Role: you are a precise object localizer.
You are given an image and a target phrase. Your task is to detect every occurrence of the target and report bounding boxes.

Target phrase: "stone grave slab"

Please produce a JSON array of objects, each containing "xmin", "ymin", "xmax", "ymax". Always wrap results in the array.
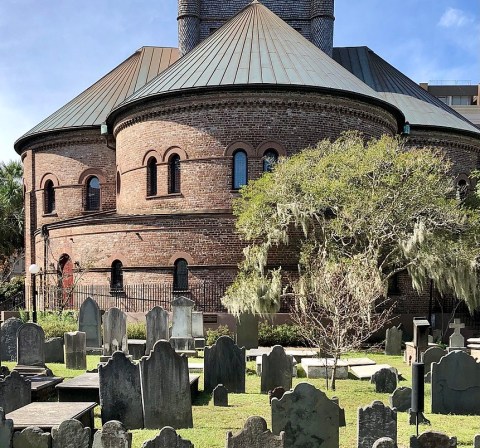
[
  {"xmin": 235, "ymin": 313, "xmax": 259, "ymax": 350},
  {"xmin": 256, "ymin": 356, "xmax": 297, "ymax": 377},
  {"xmin": 64, "ymin": 331, "xmax": 87, "ymax": 370},
  {"xmin": 102, "ymin": 307, "xmax": 128, "ymax": 357},
  {"xmin": 0, "ymin": 371, "xmax": 31, "ymax": 413},
  {"xmin": 301, "ymin": 358, "xmax": 348, "ymax": 379},
  {"xmin": 188, "ymin": 362, "xmax": 204, "ymax": 373},
  {"xmin": 0, "ymin": 408, "xmax": 13, "ymax": 448},
  {"xmin": 357, "ymin": 401, "xmax": 397, "ymax": 448},
  {"xmin": 128, "ymin": 339, "xmax": 146, "ymax": 360},
  {"xmin": 371, "ymin": 367, "xmax": 398, "ymax": 393},
  {"xmin": 51, "ymin": 418, "xmax": 91, "ymax": 448},
  {"xmin": 170, "ymin": 296, "xmax": 195, "ymax": 352},
  {"xmin": 422, "ymin": 346, "xmax": 447, "ymax": 383},
  {"xmin": 15, "ymin": 322, "xmax": 50, "ymax": 376},
  {"xmin": 390, "ymin": 386, "xmax": 411, "ymax": 412},
  {"xmin": 93, "ymin": 420, "xmax": 132, "ymax": 448},
  {"xmin": 213, "ymin": 384, "xmax": 228, "ymax": 407},
  {"xmin": 142, "ymin": 426, "xmax": 193, "ymax": 448},
  {"xmin": 385, "ymin": 326, "xmax": 402, "ymax": 356},
  {"xmin": 30, "ymin": 376, "xmax": 64, "ymax": 401},
  {"xmin": 56, "ymin": 373, "xmax": 100, "ymax": 403},
  {"xmin": 247, "ymin": 348, "xmax": 319, "ymax": 363},
  {"xmin": 227, "ymin": 416, "xmax": 284, "ymax": 448},
  {"xmin": 410, "ymin": 430, "xmax": 457, "ymax": 447},
  {"xmin": 79, "ymin": 297, "xmax": 102, "ymax": 349},
  {"xmin": 343, "ymin": 358, "xmax": 376, "ymax": 367},
  {"xmin": 0, "ymin": 318, "xmax": 23, "ymax": 362},
  {"xmin": 260, "ymin": 345, "xmax": 294, "ymax": 391},
  {"xmin": 45, "ymin": 337, "xmax": 64, "ymax": 364},
  {"xmin": 12, "ymin": 427, "xmax": 51, "ymax": 448},
  {"xmin": 192, "ymin": 311, "xmax": 205, "ymax": 349},
  {"xmin": 145, "ymin": 306, "xmax": 169, "ymax": 355},
  {"xmin": 350, "ymin": 364, "xmax": 399, "ymax": 380}
]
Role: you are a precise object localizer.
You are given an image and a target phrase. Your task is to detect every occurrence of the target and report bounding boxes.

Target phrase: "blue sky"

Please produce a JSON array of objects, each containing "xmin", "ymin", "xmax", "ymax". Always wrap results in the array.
[{"xmin": 1, "ymin": 0, "xmax": 478, "ymax": 164}]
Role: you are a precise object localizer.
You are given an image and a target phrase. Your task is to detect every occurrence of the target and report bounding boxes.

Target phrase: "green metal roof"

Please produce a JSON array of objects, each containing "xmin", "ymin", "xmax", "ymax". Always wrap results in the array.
[
  {"xmin": 113, "ymin": 1, "xmax": 387, "ymax": 114},
  {"xmin": 15, "ymin": 47, "xmax": 179, "ymax": 151}
]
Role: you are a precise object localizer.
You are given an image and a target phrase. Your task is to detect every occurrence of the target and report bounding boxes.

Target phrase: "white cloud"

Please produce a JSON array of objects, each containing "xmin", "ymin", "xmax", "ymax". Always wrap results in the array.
[{"xmin": 438, "ymin": 8, "xmax": 474, "ymax": 28}]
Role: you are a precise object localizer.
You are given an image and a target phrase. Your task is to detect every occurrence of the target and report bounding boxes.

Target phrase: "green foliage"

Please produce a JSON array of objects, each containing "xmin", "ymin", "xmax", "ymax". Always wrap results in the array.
[
  {"xmin": 0, "ymin": 276, "xmax": 24, "ymax": 300},
  {"xmin": 127, "ymin": 322, "xmax": 147, "ymax": 339},
  {"xmin": 37, "ymin": 311, "xmax": 78, "ymax": 338},
  {"xmin": 206, "ymin": 325, "xmax": 233, "ymax": 346},
  {"xmin": 258, "ymin": 322, "xmax": 307, "ymax": 347}
]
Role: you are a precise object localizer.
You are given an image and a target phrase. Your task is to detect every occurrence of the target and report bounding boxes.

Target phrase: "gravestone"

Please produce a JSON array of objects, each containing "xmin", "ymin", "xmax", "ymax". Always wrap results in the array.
[
  {"xmin": 0, "ymin": 408, "xmax": 13, "ymax": 448},
  {"xmin": 93, "ymin": 420, "xmax": 132, "ymax": 448},
  {"xmin": 79, "ymin": 297, "xmax": 102, "ymax": 349},
  {"xmin": 272, "ymin": 382, "xmax": 341, "ymax": 448},
  {"xmin": 235, "ymin": 313, "xmax": 259, "ymax": 350},
  {"xmin": 145, "ymin": 306, "xmax": 169, "ymax": 355},
  {"xmin": 0, "ymin": 371, "xmax": 31, "ymax": 413},
  {"xmin": 421, "ymin": 347, "xmax": 447, "ymax": 383},
  {"xmin": 371, "ymin": 367, "xmax": 398, "ymax": 393},
  {"xmin": 357, "ymin": 401, "xmax": 397, "ymax": 448},
  {"xmin": 405, "ymin": 318, "xmax": 430, "ymax": 365},
  {"xmin": 64, "ymin": 331, "xmax": 87, "ymax": 370},
  {"xmin": 12, "ymin": 427, "xmax": 51, "ymax": 448},
  {"xmin": 170, "ymin": 296, "xmax": 195, "ymax": 351},
  {"xmin": 410, "ymin": 431, "xmax": 457, "ymax": 448},
  {"xmin": 389, "ymin": 386, "xmax": 412, "ymax": 412},
  {"xmin": 449, "ymin": 319, "xmax": 465, "ymax": 350},
  {"xmin": 213, "ymin": 384, "xmax": 228, "ymax": 406},
  {"xmin": 139, "ymin": 340, "xmax": 193, "ymax": 429},
  {"xmin": 474, "ymin": 434, "xmax": 480, "ymax": 448},
  {"xmin": 372, "ymin": 438, "xmax": 396, "ymax": 448},
  {"xmin": 431, "ymin": 350, "xmax": 480, "ymax": 414},
  {"xmin": 51, "ymin": 419, "xmax": 91, "ymax": 448},
  {"xmin": 261, "ymin": 345, "xmax": 293, "ymax": 393},
  {"xmin": 142, "ymin": 426, "xmax": 193, "ymax": 448},
  {"xmin": 192, "ymin": 311, "xmax": 205, "ymax": 349},
  {"xmin": 103, "ymin": 307, "xmax": 128, "ymax": 356},
  {"xmin": 269, "ymin": 387, "xmax": 286, "ymax": 404},
  {"xmin": 1, "ymin": 318, "xmax": 23, "ymax": 361},
  {"xmin": 204, "ymin": 336, "xmax": 245, "ymax": 393},
  {"xmin": 227, "ymin": 416, "xmax": 285, "ymax": 448},
  {"xmin": 385, "ymin": 326, "xmax": 402, "ymax": 356},
  {"xmin": 45, "ymin": 338, "xmax": 64, "ymax": 364},
  {"xmin": 17, "ymin": 323, "xmax": 45, "ymax": 367},
  {"xmin": 99, "ymin": 351, "xmax": 144, "ymax": 429}
]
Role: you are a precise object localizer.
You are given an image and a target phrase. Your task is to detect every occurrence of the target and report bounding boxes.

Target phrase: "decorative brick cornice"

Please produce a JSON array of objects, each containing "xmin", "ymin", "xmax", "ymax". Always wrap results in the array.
[{"xmin": 407, "ymin": 128, "xmax": 480, "ymax": 154}]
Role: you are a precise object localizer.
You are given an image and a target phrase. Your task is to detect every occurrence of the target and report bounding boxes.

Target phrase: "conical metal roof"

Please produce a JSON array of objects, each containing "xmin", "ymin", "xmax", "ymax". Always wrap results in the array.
[
  {"xmin": 113, "ymin": 1, "xmax": 388, "ymax": 115},
  {"xmin": 15, "ymin": 47, "xmax": 179, "ymax": 151}
]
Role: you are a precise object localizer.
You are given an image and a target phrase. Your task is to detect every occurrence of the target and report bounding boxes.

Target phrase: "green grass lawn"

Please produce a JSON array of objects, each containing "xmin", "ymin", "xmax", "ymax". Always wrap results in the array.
[{"xmin": 4, "ymin": 351, "xmax": 478, "ymax": 448}]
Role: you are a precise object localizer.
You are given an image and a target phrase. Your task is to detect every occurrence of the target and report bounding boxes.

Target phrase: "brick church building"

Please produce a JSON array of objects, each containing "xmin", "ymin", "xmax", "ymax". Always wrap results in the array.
[{"xmin": 16, "ymin": 1, "xmax": 480, "ymax": 321}]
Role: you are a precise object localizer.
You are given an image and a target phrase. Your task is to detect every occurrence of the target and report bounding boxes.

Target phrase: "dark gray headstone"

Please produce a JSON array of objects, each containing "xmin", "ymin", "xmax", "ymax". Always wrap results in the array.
[
  {"xmin": 421, "ymin": 347, "xmax": 447, "ymax": 381},
  {"xmin": 235, "ymin": 313, "xmax": 259, "ymax": 350},
  {"xmin": 64, "ymin": 331, "xmax": 87, "ymax": 370},
  {"xmin": 431, "ymin": 350, "xmax": 480, "ymax": 414},
  {"xmin": 45, "ymin": 338, "xmax": 64, "ymax": 364},
  {"xmin": 475, "ymin": 434, "xmax": 480, "ymax": 448},
  {"xmin": 385, "ymin": 327, "xmax": 402, "ymax": 356},
  {"xmin": 79, "ymin": 297, "xmax": 102, "ymax": 348},
  {"xmin": 99, "ymin": 351, "xmax": 143, "ymax": 429},
  {"xmin": 390, "ymin": 386, "xmax": 412, "ymax": 412},
  {"xmin": 372, "ymin": 438, "xmax": 396, "ymax": 448},
  {"xmin": 170, "ymin": 296, "xmax": 195, "ymax": 351},
  {"xmin": 0, "ymin": 408, "xmax": 13, "ymax": 448},
  {"xmin": 139, "ymin": 340, "xmax": 193, "ymax": 429},
  {"xmin": 204, "ymin": 336, "xmax": 245, "ymax": 393},
  {"xmin": 103, "ymin": 307, "xmax": 128, "ymax": 356},
  {"xmin": 146, "ymin": 306, "xmax": 169, "ymax": 355},
  {"xmin": 272, "ymin": 382, "xmax": 340, "ymax": 448},
  {"xmin": 13, "ymin": 427, "xmax": 51, "ymax": 448},
  {"xmin": 213, "ymin": 384, "xmax": 228, "ymax": 406},
  {"xmin": 269, "ymin": 387, "xmax": 286, "ymax": 404},
  {"xmin": 410, "ymin": 431, "xmax": 457, "ymax": 448},
  {"xmin": 357, "ymin": 401, "xmax": 397, "ymax": 448},
  {"xmin": 92, "ymin": 420, "xmax": 132, "ymax": 448},
  {"xmin": 1, "ymin": 318, "xmax": 23, "ymax": 361},
  {"xmin": 0, "ymin": 371, "xmax": 31, "ymax": 413},
  {"xmin": 17, "ymin": 323, "xmax": 45, "ymax": 366},
  {"xmin": 52, "ymin": 419, "xmax": 91, "ymax": 448},
  {"xmin": 142, "ymin": 426, "xmax": 193, "ymax": 448},
  {"xmin": 227, "ymin": 416, "xmax": 285, "ymax": 448},
  {"xmin": 371, "ymin": 367, "xmax": 398, "ymax": 393},
  {"xmin": 261, "ymin": 345, "xmax": 293, "ymax": 394}
]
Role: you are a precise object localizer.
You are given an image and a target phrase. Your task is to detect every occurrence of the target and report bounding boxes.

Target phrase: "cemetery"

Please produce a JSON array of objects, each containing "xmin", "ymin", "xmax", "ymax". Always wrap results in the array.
[{"xmin": 1, "ymin": 298, "xmax": 480, "ymax": 447}]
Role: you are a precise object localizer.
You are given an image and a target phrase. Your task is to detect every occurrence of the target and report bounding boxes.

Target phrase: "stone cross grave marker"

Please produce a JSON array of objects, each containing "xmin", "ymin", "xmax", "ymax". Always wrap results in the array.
[
  {"xmin": 51, "ymin": 419, "xmax": 91, "ymax": 448},
  {"xmin": 384, "ymin": 326, "xmax": 402, "ymax": 356},
  {"xmin": 79, "ymin": 297, "xmax": 102, "ymax": 348},
  {"xmin": 146, "ymin": 306, "xmax": 169, "ymax": 355},
  {"xmin": 103, "ymin": 307, "xmax": 128, "ymax": 356},
  {"xmin": 16, "ymin": 323, "xmax": 45, "ymax": 367},
  {"xmin": 0, "ymin": 371, "xmax": 31, "ymax": 413},
  {"xmin": 92, "ymin": 420, "xmax": 132, "ymax": 448},
  {"xmin": 357, "ymin": 401, "xmax": 397, "ymax": 448},
  {"xmin": 261, "ymin": 345, "xmax": 293, "ymax": 393},
  {"xmin": 449, "ymin": 318, "xmax": 465, "ymax": 349},
  {"xmin": 170, "ymin": 296, "xmax": 195, "ymax": 351},
  {"xmin": 142, "ymin": 426, "xmax": 193, "ymax": 448},
  {"xmin": 0, "ymin": 408, "xmax": 13, "ymax": 448},
  {"xmin": 1, "ymin": 318, "xmax": 23, "ymax": 362},
  {"xmin": 227, "ymin": 416, "xmax": 285, "ymax": 448}
]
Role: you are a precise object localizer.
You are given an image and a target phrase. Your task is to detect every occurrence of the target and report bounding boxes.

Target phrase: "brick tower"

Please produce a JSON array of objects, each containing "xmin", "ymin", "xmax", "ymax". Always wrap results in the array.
[{"xmin": 311, "ymin": 0, "xmax": 335, "ymax": 56}]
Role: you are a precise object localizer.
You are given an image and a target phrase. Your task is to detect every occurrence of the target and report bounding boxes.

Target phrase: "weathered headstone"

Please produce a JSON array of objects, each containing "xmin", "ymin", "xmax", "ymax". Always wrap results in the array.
[
  {"xmin": 449, "ymin": 319, "xmax": 465, "ymax": 349},
  {"xmin": 64, "ymin": 331, "xmax": 87, "ymax": 370},
  {"xmin": 357, "ymin": 401, "xmax": 397, "ymax": 448},
  {"xmin": 192, "ymin": 311, "xmax": 205, "ymax": 349},
  {"xmin": 389, "ymin": 386, "xmax": 412, "ymax": 412},
  {"xmin": 385, "ymin": 326, "xmax": 402, "ymax": 356},
  {"xmin": 235, "ymin": 313, "xmax": 259, "ymax": 350},
  {"xmin": 213, "ymin": 384, "xmax": 228, "ymax": 406},
  {"xmin": 139, "ymin": 340, "xmax": 193, "ymax": 429},
  {"xmin": 79, "ymin": 297, "xmax": 102, "ymax": 348},
  {"xmin": 13, "ymin": 427, "xmax": 51, "ymax": 448},
  {"xmin": 474, "ymin": 434, "xmax": 480, "ymax": 448},
  {"xmin": 269, "ymin": 387, "xmax": 286, "ymax": 404},
  {"xmin": 99, "ymin": 351, "xmax": 143, "ymax": 429},
  {"xmin": 44, "ymin": 338, "xmax": 64, "ymax": 364},
  {"xmin": 145, "ymin": 306, "xmax": 169, "ymax": 355},
  {"xmin": 103, "ymin": 307, "xmax": 128, "ymax": 356},
  {"xmin": 371, "ymin": 367, "xmax": 398, "ymax": 393},
  {"xmin": 261, "ymin": 345, "xmax": 293, "ymax": 394},
  {"xmin": 272, "ymin": 382, "xmax": 341, "ymax": 448},
  {"xmin": 170, "ymin": 296, "xmax": 195, "ymax": 351},
  {"xmin": 372, "ymin": 438, "xmax": 396, "ymax": 448},
  {"xmin": 1, "ymin": 318, "xmax": 23, "ymax": 361},
  {"xmin": 17, "ymin": 323, "xmax": 45, "ymax": 366},
  {"xmin": 431, "ymin": 350, "xmax": 480, "ymax": 414},
  {"xmin": 227, "ymin": 416, "xmax": 285, "ymax": 448},
  {"xmin": 93, "ymin": 420, "xmax": 132, "ymax": 448},
  {"xmin": 421, "ymin": 346, "xmax": 447, "ymax": 383},
  {"xmin": 410, "ymin": 431, "xmax": 457, "ymax": 448},
  {"xmin": 142, "ymin": 426, "xmax": 193, "ymax": 448},
  {"xmin": 0, "ymin": 408, "xmax": 13, "ymax": 448},
  {"xmin": 51, "ymin": 419, "xmax": 91, "ymax": 448},
  {"xmin": 204, "ymin": 336, "xmax": 245, "ymax": 393},
  {"xmin": 0, "ymin": 371, "xmax": 31, "ymax": 413}
]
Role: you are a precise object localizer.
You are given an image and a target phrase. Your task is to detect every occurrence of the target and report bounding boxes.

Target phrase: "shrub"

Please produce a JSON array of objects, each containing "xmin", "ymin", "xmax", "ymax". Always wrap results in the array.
[
  {"xmin": 127, "ymin": 322, "xmax": 147, "ymax": 339},
  {"xmin": 37, "ymin": 311, "xmax": 78, "ymax": 338},
  {"xmin": 206, "ymin": 325, "xmax": 233, "ymax": 346},
  {"xmin": 258, "ymin": 322, "xmax": 308, "ymax": 347}
]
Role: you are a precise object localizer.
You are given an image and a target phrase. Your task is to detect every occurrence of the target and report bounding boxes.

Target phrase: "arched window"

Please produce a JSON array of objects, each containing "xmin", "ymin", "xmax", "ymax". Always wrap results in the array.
[
  {"xmin": 44, "ymin": 180, "xmax": 55, "ymax": 213},
  {"xmin": 456, "ymin": 178, "xmax": 468, "ymax": 201},
  {"xmin": 232, "ymin": 150, "xmax": 247, "ymax": 189},
  {"xmin": 147, "ymin": 157, "xmax": 158, "ymax": 196},
  {"xmin": 111, "ymin": 260, "xmax": 123, "ymax": 290},
  {"xmin": 173, "ymin": 259, "xmax": 188, "ymax": 291},
  {"xmin": 116, "ymin": 171, "xmax": 121, "ymax": 195},
  {"xmin": 86, "ymin": 176, "xmax": 100, "ymax": 211},
  {"xmin": 262, "ymin": 149, "xmax": 278, "ymax": 172},
  {"xmin": 168, "ymin": 154, "xmax": 181, "ymax": 194},
  {"xmin": 58, "ymin": 254, "xmax": 73, "ymax": 307}
]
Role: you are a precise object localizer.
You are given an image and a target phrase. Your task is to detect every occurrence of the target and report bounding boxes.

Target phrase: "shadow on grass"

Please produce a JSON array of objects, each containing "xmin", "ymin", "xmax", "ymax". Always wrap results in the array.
[{"xmin": 193, "ymin": 390, "xmax": 212, "ymax": 406}]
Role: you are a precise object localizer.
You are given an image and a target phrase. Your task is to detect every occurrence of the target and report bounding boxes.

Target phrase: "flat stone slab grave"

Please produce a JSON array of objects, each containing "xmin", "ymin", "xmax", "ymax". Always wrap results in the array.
[
  {"xmin": 350, "ymin": 364, "xmax": 401, "ymax": 380},
  {"xmin": 30, "ymin": 376, "xmax": 64, "ymax": 401},
  {"xmin": 247, "ymin": 348, "xmax": 319, "ymax": 362},
  {"xmin": 343, "ymin": 358, "xmax": 376, "ymax": 367},
  {"xmin": 301, "ymin": 358, "xmax": 349, "ymax": 379},
  {"xmin": 188, "ymin": 363, "xmax": 204, "ymax": 373},
  {"xmin": 6, "ymin": 401, "xmax": 96, "ymax": 431},
  {"xmin": 56, "ymin": 372, "xmax": 200, "ymax": 402}
]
